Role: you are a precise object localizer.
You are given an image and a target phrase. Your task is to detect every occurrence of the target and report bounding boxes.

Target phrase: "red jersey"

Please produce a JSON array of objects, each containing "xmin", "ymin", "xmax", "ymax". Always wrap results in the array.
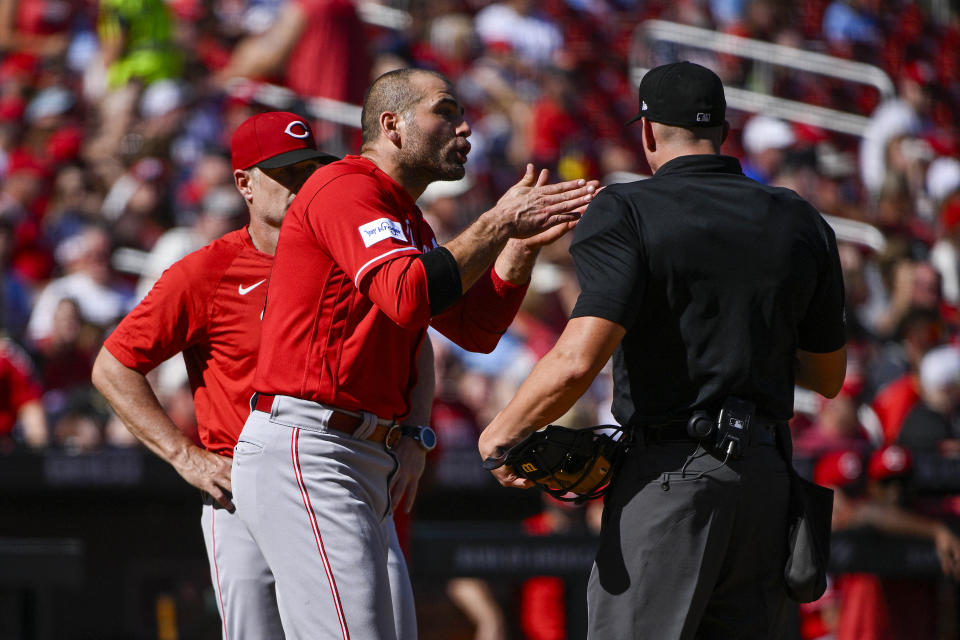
[
  {"xmin": 255, "ymin": 155, "xmax": 527, "ymax": 419},
  {"xmin": 104, "ymin": 229, "xmax": 272, "ymax": 456},
  {"xmin": 0, "ymin": 339, "xmax": 42, "ymax": 436}
]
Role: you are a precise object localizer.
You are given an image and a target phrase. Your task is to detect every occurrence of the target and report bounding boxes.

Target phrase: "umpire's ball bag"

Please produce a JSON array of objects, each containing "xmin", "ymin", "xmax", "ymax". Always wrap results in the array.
[{"xmin": 783, "ymin": 471, "xmax": 834, "ymax": 603}]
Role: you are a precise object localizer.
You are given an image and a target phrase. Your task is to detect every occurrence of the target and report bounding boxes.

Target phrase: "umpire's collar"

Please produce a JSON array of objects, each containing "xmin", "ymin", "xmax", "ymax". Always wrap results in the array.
[{"xmin": 654, "ymin": 154, "xmax": 743, "ymax": 177}]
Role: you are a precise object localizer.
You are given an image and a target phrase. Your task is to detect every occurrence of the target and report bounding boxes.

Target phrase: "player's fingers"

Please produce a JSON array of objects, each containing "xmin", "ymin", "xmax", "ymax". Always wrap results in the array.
[
  {"xmin": 535, "ymin": 168, "xmax": 550, "ymax": 188},
  {"xmin": 217, "ymin": 455, "xmax": 233, "ymax": 477},
  {"xmin": 540, "ymin": 183, "xmax": 596, "ymax": 208},
  {"xmin": 516, "ymin": 163, "xmax": 536, "ymax": 187},
  {"xmin": 210, "ymin": 487, "xmax": 235, "ymax": 512},
  {"xmin": 389, "ymin": 470, "xmax": 407, "ymax": 497},
  {"xmin": 403, "ymin": 479, "xmax": 420, "ymax": 513},
  {"xmin": 531, "ymin": 213, "xmax": 581, "ymax": 234},
  {"xmin": 537, "ymin": 177, "xmax": 598, "ymax": 197},
  {"xmin": 389, "ymin": 479, "xmax": 405, "ymax": 512}
]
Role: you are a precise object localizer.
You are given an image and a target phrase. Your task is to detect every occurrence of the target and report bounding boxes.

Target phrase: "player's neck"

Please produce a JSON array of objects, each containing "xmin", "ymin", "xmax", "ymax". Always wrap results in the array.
[
  {"xmin": 361, "ymin": 148, "xmax": 428, "ymax": 202},
  {"xmin": 247, "ymin": 220, "xmax": 280, "ymax": 255}
]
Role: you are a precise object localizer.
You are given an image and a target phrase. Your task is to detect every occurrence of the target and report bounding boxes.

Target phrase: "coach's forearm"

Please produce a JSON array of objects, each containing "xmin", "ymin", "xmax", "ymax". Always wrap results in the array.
[{"xmin": 91, "ymin": 348, "xmax": 197, "ymax": 465}]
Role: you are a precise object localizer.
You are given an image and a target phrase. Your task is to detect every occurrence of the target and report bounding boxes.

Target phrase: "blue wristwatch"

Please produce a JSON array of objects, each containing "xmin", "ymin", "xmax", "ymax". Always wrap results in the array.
[{"xmin": 400, "ymin": 425, "xmax": 437, "ymax": 452}]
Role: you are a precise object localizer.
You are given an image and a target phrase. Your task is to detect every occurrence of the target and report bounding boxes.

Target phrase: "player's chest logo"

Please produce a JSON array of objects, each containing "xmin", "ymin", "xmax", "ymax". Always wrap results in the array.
[{"xmin": 238, "ymin": 279, "xmax": 266, "ymax": 295}]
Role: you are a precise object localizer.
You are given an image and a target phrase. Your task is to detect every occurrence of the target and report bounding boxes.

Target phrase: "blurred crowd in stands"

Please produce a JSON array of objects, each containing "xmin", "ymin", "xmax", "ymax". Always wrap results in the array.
[{"xmin": 2, "ymin": 0, "xmax": 960, "ymax": 638}]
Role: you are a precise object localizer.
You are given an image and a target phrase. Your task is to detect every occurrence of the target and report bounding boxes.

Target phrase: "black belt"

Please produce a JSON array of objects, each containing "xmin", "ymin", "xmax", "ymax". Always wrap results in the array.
[{"xmin": 643, "ymin": 416, "xmax": 782, "ymax": 447}]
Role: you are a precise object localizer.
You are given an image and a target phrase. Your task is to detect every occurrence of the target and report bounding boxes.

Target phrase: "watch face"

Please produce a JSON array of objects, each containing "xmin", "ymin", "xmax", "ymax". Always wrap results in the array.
[{"xmin": 420, "ymin": 426, "xmax": 437, "ymax": 451}]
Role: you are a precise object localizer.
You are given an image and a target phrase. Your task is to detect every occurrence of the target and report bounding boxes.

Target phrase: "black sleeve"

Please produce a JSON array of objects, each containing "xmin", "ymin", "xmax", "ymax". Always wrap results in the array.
[
  {"xmin": 419, "ymin": 246, "xmax": 462, "ymax": 316},
  {"xmin": 797, "ymin": 213, "xmax": 846, "ymax": 353},
  {"xmin": 569, "ymin": 190, "xmax": 646, "ymax": 328}
]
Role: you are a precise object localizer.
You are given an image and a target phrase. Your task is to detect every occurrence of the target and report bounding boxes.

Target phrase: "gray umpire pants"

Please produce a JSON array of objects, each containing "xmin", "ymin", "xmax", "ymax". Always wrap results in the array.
[
  {"xmin": 587, "ymin": 431, "xmax": 791, "ymax": 640},
  {"xmin": 231, "ymin": 395, "xmax": 416, "ymax": 640}
]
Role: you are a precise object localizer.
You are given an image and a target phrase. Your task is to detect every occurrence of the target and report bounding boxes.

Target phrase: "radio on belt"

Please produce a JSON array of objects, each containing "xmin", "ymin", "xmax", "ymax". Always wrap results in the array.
[{"xmin": 715, "ymin": 396, "xmax": 755, "ymax": 459}]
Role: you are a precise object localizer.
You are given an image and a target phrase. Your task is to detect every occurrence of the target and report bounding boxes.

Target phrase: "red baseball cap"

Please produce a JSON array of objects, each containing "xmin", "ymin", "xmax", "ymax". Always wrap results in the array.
[
  {"xmin": 867, "ymin": 445, "xmax": 912, "ymax": 481},
  {"xmin": 230, "ymin": 111, "xmax": 338, "ymax": 171},
  {"xmin": 814, "ymin": 449, "xmax": 864, "ymax": 489}
]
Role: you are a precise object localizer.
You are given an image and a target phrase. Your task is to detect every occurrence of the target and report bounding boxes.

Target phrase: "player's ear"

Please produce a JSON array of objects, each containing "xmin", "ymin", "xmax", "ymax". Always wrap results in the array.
[
  {"xmin": 234, "ymin": 169, "xmax": 255, "ymax": 204},
  {"xmin": 381, "ymin": 111, "xmax": 401, "ymax": 147},
  {"xmin": 720, "ymin": 120, "xmax": 730, "ymax": 145}
]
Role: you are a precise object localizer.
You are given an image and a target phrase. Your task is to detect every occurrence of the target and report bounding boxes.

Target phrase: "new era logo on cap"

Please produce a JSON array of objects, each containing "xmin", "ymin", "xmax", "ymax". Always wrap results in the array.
[
  {"xmin": 626, "ymin": 61, "xmax": 726, "ymax": 129},
  {"xmin": 230, "ymin": 111, "xmax": 339, "ymax": 171}
]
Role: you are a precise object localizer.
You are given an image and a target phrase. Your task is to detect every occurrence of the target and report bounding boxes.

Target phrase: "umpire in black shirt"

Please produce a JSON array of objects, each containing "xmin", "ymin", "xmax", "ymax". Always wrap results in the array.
[{"xmin": 479, "ymin": 61, "xmax": 847, "ymax": 639}]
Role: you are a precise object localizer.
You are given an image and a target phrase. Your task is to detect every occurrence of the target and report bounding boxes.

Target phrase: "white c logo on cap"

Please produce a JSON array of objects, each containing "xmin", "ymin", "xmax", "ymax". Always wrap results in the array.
[{"xmin": 284, "ymin": 121, "xmax": 310, "ymax": 139}]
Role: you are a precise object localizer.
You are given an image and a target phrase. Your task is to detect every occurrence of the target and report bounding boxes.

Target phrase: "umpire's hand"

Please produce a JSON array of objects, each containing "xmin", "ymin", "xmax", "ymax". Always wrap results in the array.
[
  {"xmin": 478, "ymin": 428, "xmax": 534, "ymax": 490},
  {"xmin": 389, "ymin": 436, "xmax": 426, "ymax": 514}
]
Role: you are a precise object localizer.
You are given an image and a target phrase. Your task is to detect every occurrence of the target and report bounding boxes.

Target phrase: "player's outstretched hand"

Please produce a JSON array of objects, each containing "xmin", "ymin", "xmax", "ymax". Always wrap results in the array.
[
  {"xmin": 389, "ymin": 436, "xmax": 427, "ymax": 514},
  {"xmin": 492, "ymin": 164, "xmax": 598, "ymax": 239},
  {"xmin": 173, "ymin": 446, "xmax": 235, "ymax": 511}
]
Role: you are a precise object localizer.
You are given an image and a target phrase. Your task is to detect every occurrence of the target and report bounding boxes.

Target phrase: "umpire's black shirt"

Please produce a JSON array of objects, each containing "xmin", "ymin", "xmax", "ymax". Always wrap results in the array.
[{"xmin": 570, "ymin": 154, "xmax": 845, "ymax": 426}]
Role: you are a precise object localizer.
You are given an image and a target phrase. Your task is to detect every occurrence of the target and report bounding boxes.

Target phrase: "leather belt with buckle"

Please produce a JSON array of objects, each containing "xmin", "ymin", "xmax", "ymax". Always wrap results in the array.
[{"xmin": 254, "ymin": 394, "xmax": 400, "ymax": 448}]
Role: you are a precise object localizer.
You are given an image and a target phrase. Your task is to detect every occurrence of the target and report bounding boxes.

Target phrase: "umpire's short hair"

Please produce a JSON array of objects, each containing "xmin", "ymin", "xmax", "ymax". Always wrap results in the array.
[{"xmin": 361, "ymin": 68, "xmax": 450, "ymax": 147}]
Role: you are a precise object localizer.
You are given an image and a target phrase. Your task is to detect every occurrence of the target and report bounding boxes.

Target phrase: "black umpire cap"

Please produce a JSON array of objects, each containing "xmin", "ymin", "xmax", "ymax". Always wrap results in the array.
[{"xmin": 626, "ymin": 61, "xmax": 726, "ymax": 128}]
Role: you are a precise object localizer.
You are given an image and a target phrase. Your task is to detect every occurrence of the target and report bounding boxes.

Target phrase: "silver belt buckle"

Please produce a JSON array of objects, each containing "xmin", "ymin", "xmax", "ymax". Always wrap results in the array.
[{"xmin": 384, "ymin": 423, "xmax": 401, "ymax": 449}]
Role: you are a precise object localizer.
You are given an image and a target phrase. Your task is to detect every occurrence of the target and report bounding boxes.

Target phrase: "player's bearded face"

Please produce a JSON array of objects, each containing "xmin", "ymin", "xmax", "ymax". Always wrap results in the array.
[{"xmin": 400, "ymin": 111, "xmax": 469, "ymax": 182}]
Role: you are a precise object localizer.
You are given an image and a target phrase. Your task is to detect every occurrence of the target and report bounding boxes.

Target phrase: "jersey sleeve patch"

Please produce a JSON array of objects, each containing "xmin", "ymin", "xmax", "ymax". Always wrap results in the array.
[{"xmin": 359, "ymin": 218, "xmax": 407, "ymax": 247}]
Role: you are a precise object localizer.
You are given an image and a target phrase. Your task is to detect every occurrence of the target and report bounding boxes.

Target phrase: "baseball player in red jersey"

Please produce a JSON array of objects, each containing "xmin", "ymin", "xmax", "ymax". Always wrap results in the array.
[
  {"xmin": 92, "ymin": 112, "xmax": 428, "ymax": 640},
  {"xmin": 233, "ymin": 69, "xmax": 598, "ymax": 639}
]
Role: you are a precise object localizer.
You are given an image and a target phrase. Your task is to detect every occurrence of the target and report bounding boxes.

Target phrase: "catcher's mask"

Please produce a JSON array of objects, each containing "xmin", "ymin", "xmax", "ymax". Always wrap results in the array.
[{"xmin": 483, "ymin": 425, "xmax": 630, "ymax": 503}]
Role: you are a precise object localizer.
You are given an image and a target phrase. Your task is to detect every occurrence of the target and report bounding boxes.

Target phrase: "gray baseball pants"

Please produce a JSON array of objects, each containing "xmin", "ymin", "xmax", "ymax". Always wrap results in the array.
[
  {"xmin": 587, "ymin": 435, "xmax": 791, "ymax": 640},
  {"xmin": 201, "ymin": 501, "xmax": 413, "ymax": 640},
  {"xmin": 232, "ymin": 394, "xmax": 415, "ymax": 640}
]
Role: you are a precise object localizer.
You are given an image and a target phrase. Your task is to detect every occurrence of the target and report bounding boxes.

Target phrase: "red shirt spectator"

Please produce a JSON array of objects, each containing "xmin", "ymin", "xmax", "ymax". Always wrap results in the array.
[
  {"xmin": 284, "ymin": 0, "xmax": 370, "ymax": 104},
  {"xmin": 0, "ymin": 338, "xmax": 42, "ymax": 436},
  {"xmin": 871, "ymin": 374, "xmax": 920, "ymax": 444}
]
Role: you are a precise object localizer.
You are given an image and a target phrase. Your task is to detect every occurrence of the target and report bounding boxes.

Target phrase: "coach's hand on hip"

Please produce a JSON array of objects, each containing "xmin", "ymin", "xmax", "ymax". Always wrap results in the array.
[{"xmin": 172, "ymin": 445, "xmax": 235, "ymax": 511}]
